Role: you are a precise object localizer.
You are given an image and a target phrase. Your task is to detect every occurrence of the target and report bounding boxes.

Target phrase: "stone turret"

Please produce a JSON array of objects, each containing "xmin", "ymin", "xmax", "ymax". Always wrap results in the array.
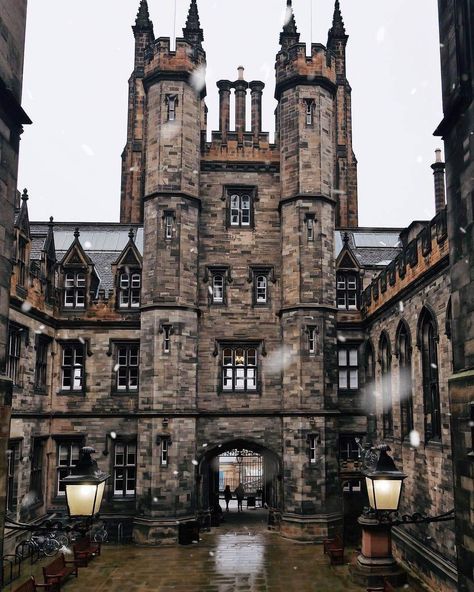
[
  {"xmin": 120, "ymin": 0, "xmax": 155, "ymax": 225},
  {"xmin": 275, "ymin": 0, "xmax": 342, "ymax": 542},
  {"xmin": 134, "ymin": 0, "xmax": 205, "ymax": 545}
]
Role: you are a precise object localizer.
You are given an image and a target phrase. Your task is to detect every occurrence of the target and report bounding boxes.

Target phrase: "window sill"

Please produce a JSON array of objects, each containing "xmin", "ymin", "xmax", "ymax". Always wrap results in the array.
[
  {"xmin": 58, "ymin": 390, "xmax": 85, "ymax": 396},
  {"xmin": 110, "ymin": 496, "xmax": 136, "ymax": 502},
  {"xmin": 425, "ymin": 439, "xmax": 443, "ymax": 450},
  {"xmin": 219, "ymin": 390, "xmax": 261, "ymax": 396},
  {"xmin": 111, "ymin": 390, "xmax": 139, "ymax": 396}
]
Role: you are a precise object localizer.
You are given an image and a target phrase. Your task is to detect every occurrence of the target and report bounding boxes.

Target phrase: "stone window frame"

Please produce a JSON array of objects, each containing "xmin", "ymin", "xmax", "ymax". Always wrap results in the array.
[
  {"xmin": 395, "ymin": 320, "xmax": 414, "ymax": 440},
  {"xmin": 6, "ymin": 322, "xmax": 26, "ymax": 388},
  {"xmin": 222, "ymin": 185, "xmax": 258, "ymax": 230},
  {"xmin": 305, "ymin": 213, "xmax": 316, "ymax": 242},
  {"xmin": 417, "ymin": 306, "xmax": 442, "ymax": 443},
  {"xmin": 165, "ymin": 94, "xmax": 178, "ymax": 122},
  {"xmin": 303, "ymin": 98, "xmax": 315, "ymax": 127},
  {"xmin": 159, "ymin": 323, "xmax": 174, "ymax": 354},
  {"xmin": 112, "ymin": 437, "xmax": 137, "ymax": 498},
  {"xmin": 110, "ymin": 340, "xmax": 140, "ymax": 395},
  {"xmin": 29, "ymin": 436, "xmax": 47, "ymax": 507},
  {"xmin": 248, "ymin": 265, "xmax": 275, "ymax": 307},
  {"xmin": 58, "ymin": 340, "xmax": 87, "ymax": 394},
  {"xmin": 17, "ymin": 234, "xmax": 29, "ymax": 288},
  {"xmin": 337, "ymin": 343, "xmax": 360, "ymax": 392},
  {"xmin": 117, "ymin": 269, "xmax": 141, "ymax": 310},
  {"xmin": 162, "ymin": 210, "xmax": 176, "ymax": 241},
  {"xmin": 379, "ymin": 331, "xmax": 394, "ymax": 439},
  {"xmin": 34, "ymin": 334, "xmax": 52, "ymax": 394},
  {"xmin": 306, "ymin": 325, "xmax": 320, "ymax": 356},
  {"xmin": 204, "ymin": 265, "xmax": 232, "ymax": 306},
  {"xmin": 6, "ymin": 439, "xmax": 22, "ymax": 517},
  {"xmin": 215, "ymin": 340, "xmax": 263, "ymax": 395},
  {"xmin": 62, "ymin": 268, "xmax": 87, "ymax": 310},
  {"xmin": 307, "ymin": 433, "xmax": 319, "ymax": 465},
  {"xmin": 156, "ymin": 435, "xmax": 172, "ymax": 468},
  {"xmin": 54, "ymin": 437, "xmax": 84, "ymax": 499},
  {"xmin": 336, "ymin": 272, "xmax": 359, "ymax": 310}
]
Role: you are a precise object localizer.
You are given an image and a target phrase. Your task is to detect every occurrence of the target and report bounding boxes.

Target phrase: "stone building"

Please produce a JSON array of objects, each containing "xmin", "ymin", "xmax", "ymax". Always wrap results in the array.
[
  {"xmin": 0, "ymin": 0, "xmax": 30, "ymax": 563},
  {"xmin": 435, "ymin": 1, "xmax": 474, "ymax": 590},
  {"xmin": 3, "ymin": 1, "xmax": 459, "ymax": 590}
]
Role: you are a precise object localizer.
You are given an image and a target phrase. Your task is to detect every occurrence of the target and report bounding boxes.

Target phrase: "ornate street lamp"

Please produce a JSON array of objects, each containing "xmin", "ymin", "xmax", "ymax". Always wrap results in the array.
[
  {"xmin": 61, "ymin": 447, "xmax": 110, "ymax": 519},
  {"xmin": 364, "ymin": 445, "xmax": 406, "ymax": 513}
]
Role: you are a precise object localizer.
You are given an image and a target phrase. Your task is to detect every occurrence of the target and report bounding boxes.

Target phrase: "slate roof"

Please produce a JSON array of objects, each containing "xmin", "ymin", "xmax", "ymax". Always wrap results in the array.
[
  {"xmin": 28, "ymin": 222, "xmax": 404, "ymax": 292},
  {"xmin": 335, "ymin": 228, "xmax": 403, "ymax": 268},
  {"xmin": 30, "ymin": 223, "xmax": 143, "ymax": 293}
]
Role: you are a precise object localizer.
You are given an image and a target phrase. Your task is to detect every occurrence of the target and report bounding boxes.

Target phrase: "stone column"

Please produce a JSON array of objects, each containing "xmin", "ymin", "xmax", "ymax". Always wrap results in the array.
[
  {"xmin": 216, "ymin": 80, "xmax": 232, "ymax": 144},
  {"xmin": 233, "ymin": 67, "xmax": 248, "ymax": 144},
  {"xmin": 249, "ymin": 80, "xmax": 265, "ymax": 145}
]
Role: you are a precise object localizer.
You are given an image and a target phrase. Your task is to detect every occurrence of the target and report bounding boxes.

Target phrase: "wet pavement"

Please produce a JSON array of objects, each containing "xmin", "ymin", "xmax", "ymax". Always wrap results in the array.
[{"xmin": 4, "ymin": 510, "xmax": 420, "ymax": 592}]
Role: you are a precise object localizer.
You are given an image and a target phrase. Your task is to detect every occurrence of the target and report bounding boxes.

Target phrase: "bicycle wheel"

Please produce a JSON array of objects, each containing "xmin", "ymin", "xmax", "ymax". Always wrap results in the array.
[
  {"xmin": 53, "ymin": 532, "xmax": 70, "ymax": 548},
  {"xmin": 42, "ymin": 537, "xmax": 61, "ymax": 557},
  {"xmin": 93, "ymin": 528, "xmax": 108, "ymax": 543}
]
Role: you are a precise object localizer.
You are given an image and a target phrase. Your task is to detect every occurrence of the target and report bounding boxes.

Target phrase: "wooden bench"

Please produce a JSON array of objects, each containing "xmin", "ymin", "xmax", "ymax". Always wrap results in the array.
[
  {"xmin": 14, "ymin": 577, "xmax": 51, "ymax": 592},
  {"xmin": 323, "ymin": 534, "xmax": 345, "ymax": 565},
  {"xmin": 43, "ymin": 553, "xmax": 78, "ymax": 591},
  {"xmin": 73, "ymin": 537, "xmax": 101, "ymax": 567}
]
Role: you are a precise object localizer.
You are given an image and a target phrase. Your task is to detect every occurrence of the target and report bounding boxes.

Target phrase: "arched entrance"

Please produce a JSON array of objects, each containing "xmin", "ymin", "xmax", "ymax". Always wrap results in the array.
[{"xmin": 197, "ymin": 439, "xmax": 282, "ymax": 515}]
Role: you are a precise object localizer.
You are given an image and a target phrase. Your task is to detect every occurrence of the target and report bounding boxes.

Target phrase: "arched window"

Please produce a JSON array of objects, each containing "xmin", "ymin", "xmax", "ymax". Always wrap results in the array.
[
  {"xmin": 379, "ymin": 332, "xmax": 393, "ymax": 437},
  {"xmin": 364, "ymin": 340, "xmax": 376, "ymax": 435},
  {"xmin": 396, "ymin": 321, "xmax": 413, "ymax": 438},
  {"xmin": 255, "ymin": 275, "xmax": 267, "ymax": 304},
  {"xmin": 418, "ymin": 307, "xmax": 441, "ymax": 441},
  {"xmin": 212, "ymin": 274, "xmax": 224, "ymax": 304}
]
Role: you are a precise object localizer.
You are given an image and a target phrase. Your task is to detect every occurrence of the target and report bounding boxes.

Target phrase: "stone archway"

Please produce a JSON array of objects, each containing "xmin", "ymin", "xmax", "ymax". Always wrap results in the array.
[{"xmin": 197, "ymin": 438, "xmax": 282, "ymax": 515}]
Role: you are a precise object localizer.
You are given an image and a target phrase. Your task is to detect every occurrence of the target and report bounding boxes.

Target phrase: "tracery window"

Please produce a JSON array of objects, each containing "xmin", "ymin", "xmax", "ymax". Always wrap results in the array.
[
  {"xmin": 229, "ymin": 192, "xmax": 252, "ymax": 227},
  {"xmin": 419, "ymin": 308, "xmax": 441, "ymax": 441},
  {"xmin": 380, "ymin": 333, "xmax": 393, "ymax": 437},
  {"xmin": 397, "ymin": 322, "xmax": 414, "ymax": 438},
  {"xmin": 222, "ymin": 345, "xmax": 258, "ymax": 392}
]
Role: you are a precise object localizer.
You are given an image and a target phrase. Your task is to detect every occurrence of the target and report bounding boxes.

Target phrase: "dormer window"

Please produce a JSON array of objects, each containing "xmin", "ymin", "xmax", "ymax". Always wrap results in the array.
[
  {"xmin": 119, "ymin": 271, "xmax": 141, "ymax": 309},
  {"xmin": 336, "ymin": 273, "xmax": 358, "ymax": 310},
  {"xmin": 64, "ymin": 271, "xmax": 86, "ymax": 309}
]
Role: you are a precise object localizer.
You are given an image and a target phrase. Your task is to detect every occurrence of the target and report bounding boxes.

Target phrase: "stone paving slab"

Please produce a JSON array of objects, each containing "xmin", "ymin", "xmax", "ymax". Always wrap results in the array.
[{"xmin": 3, "ymin": 512, "xmax": 418, "ymax": 592}]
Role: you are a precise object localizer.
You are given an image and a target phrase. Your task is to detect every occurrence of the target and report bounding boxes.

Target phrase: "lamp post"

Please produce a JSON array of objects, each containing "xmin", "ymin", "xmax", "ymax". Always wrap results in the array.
[
  {"xmin": 351, "ymin": 444, "xmax": 407, "ymax": 588},
  {"xmin": 236, "ymin": 450, "xmax": 244, "ymax": 484},
  {"xmin": 61, "ymin": 447, "xmax": 110, "ymax": 531}
]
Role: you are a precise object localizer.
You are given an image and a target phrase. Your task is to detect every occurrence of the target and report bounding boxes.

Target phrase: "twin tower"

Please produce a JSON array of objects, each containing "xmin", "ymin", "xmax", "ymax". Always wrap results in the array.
[
  {"xmin": 119, "ymin": 0, "xmax": 361, "ymax": 544},
  {"xmin": 120, "ymin": 0, "xmax": 358, "ymax": 229}
]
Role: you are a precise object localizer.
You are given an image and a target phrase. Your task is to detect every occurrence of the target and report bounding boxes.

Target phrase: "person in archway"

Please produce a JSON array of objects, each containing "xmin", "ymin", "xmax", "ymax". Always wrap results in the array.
[
  {"xmin": 235, "ymin": 483, "xmax": 245, "ymax": 512},
  {"xmin": 224, "ymin": 485, "xmax": 232, "ymax": 512}
]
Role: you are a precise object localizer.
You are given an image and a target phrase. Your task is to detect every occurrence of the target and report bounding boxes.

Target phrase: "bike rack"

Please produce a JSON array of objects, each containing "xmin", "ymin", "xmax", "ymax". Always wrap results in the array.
[
  {"xmin": 2, "ymin": 554, "xmax": 21, "ymax": 586},
  {"xmin": 117, "ymin": 522, "xmax": 123, "ymax": 545}
]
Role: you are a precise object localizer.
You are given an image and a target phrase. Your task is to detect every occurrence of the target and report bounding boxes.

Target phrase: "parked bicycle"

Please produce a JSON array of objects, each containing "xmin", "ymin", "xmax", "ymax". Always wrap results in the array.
[
  {"xmin": 91, "ymin": 521, "xmax": 108, "ymax": 543},
  {"xmin": 16, "ymin": 530, "xmax": 60, "ymax": 559}
]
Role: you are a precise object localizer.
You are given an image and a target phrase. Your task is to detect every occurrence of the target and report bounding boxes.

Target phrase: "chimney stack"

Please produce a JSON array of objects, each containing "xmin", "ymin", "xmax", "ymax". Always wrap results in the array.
[
  {"xmin": 249, "ymin": 81, "xmax": 265, "ymax": 145},
  {"xmin": 431, "ymin": 148, "xmax": 446, "ymax": 213},
  {"xmin": 217, "ymin": 80, "xmax": 232, "ymax": 144},
  {"xmin": 234, "ymin": 66, "xmax": 248, "ymax": 141}
]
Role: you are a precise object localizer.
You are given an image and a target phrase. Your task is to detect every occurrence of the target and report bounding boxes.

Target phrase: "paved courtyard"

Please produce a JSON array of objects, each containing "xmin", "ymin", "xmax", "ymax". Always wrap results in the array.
[{"xmin": 5, "ymin": 511, "xmax": 421, "ymax": 592}]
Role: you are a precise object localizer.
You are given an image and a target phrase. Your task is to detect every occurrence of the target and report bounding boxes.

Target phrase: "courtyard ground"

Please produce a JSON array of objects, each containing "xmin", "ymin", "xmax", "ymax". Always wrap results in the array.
[{"xmin": 3, "ymin": 509, "xmax": 424, "ymax": 592}]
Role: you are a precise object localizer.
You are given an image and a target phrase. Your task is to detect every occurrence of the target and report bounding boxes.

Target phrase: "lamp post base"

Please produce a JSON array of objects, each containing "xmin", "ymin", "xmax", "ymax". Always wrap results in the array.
[{"xmin": 350, "ymin": 515, "xmax": 406, "ymax": 588}]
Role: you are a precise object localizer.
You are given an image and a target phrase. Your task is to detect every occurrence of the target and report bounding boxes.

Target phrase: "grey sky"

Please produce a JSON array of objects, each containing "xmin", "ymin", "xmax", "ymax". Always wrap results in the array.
[{"xmin": 18, "ymin": 0, "xmax": 442, "ymax": 227}]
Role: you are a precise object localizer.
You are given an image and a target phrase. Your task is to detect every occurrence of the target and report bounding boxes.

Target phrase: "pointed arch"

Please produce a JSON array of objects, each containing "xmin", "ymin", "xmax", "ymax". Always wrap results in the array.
[
  {"xmin": 417, "ymin": 306, "xmax": 441, "ymax": 441},
  {"xmin": 395, "ymin": 320, "xmax": 414, "ymax": 437}
]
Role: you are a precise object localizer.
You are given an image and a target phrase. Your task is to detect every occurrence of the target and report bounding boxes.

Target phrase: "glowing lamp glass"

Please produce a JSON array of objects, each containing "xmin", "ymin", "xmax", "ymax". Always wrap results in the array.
[{"xmin": 65, "ymin": 481, "xmax": 106, "ymax": 518}]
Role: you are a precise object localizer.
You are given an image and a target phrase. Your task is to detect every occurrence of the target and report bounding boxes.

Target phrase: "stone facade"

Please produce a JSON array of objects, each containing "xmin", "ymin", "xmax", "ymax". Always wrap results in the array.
[
  {"xmin": 435, "ymin": 1, "xmax": 474, "ymax": 590},
  {"xmin": 0, "ymin": 0, "xmax": 30, "ymax": 568},
  {"xmin": 1, "ymin": 2, "xmax": 461, "ymax": 591}
]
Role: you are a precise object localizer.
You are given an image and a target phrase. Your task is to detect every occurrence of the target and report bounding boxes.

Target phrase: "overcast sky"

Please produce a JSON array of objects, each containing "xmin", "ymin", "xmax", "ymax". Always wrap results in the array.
[{"xmin": 18, "ymin": 0, "xmax": 443, "ymax": 228}]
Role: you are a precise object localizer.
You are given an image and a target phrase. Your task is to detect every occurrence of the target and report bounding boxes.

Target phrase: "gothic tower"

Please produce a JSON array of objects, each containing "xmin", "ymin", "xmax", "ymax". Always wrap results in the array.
[
  {"xmin": 120, "ymin": 0, "xmax": 155, "ymax": 224},
  {"xmin": 133, "ymin": 0, "xmax": 206, "ymax": 542},
  {"xmin": 276, "ymin": 0, "xmax": 342, "ymax": 538}
]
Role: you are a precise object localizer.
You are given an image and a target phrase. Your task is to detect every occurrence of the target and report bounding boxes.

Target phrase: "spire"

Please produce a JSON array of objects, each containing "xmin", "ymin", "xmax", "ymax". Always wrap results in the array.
[
  {"xmin": 134, "ymin": 0, "xmax": 153, "ymax": 33},
  {"xmin": 328, "ymin": 0, "xmax": 347, "ymax": 42},
  {"xmin": 280, "ymin": 0, "xmax": 300, "ymax": 49},
  {"xmin": 183, "ymin": 0, "xmax": 204, "ymax": 48}
]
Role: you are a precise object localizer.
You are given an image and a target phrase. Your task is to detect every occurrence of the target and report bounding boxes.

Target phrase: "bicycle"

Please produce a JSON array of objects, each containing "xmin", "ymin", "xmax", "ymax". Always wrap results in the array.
[
  {"xmin": 29, "ymin": 530, "xmax": 61, "ymax": 557},
  {"xmin": 91, "ymin": 522, "xmax": 108, "ymax": 543}
]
